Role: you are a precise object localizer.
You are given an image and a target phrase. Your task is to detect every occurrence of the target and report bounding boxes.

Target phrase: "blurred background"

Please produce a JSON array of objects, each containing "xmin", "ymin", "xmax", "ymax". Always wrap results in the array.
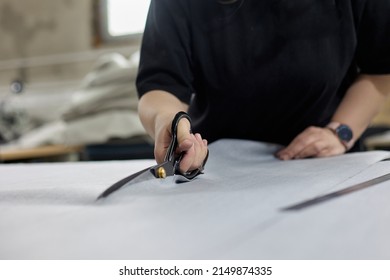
[
  {"xmin": 0, "ymin": 0, "xmax": 155, "ymax": 162},
  {"xmin": 0, "ymin": 0, "xmax": 389, "ymax": 163}
]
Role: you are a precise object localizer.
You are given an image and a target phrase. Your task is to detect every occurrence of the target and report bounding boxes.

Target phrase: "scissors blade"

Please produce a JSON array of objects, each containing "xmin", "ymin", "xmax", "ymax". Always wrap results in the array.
[{"xmin": 97, "ymin": 166, "xmax": 155, "ymax": 199}]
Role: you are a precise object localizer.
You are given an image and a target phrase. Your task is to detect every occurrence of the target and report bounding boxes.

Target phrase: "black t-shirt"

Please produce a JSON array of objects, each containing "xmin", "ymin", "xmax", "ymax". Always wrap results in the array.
[{"xmin": 136, "ymin": 0, "xmax": 390, "ymax": 146}]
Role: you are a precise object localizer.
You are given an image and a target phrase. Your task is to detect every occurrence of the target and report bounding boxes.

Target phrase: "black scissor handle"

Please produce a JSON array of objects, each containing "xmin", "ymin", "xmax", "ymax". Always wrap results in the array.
[
  {"xmin": 164, "ymin": 111, "xmax": 192, "ymax": 162},
  {"xmin": 164, "ymin": 111, "xmax": 208, "ymax": 180},
  {"xmin": 169, "ymin": 111, "xmax": 209, "ymax": 181}
]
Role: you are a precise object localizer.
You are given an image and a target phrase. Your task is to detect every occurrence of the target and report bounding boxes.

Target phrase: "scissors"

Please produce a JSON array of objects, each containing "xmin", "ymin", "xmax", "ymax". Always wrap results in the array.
[{"xmin": 97, "ymin": 111, "xmax": 208, "ymax": 199}]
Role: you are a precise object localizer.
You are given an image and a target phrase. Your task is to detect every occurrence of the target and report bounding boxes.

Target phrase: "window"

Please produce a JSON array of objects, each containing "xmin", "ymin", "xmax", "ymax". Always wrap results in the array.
[{"xmin": 99, "ymin": 0, "xmax": 151, "ymax": 42}]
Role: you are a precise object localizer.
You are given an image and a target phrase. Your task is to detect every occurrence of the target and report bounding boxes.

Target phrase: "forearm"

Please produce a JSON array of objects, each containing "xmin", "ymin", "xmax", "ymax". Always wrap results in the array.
[
  {"xmin": 331, "ymin": 74, "xmax": 390, "ymax": 144},
  {"xmin": 277, "ymin": 74, "xmax": 390, "ymax": 160},
  {"xmin": 138, "ymin": 90, "xmax": 189, "ymax": 139}
]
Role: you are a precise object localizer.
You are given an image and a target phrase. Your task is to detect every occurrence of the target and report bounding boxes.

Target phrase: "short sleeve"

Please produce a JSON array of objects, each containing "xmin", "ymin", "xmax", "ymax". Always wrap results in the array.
[
  {"xmin": 136, "ymin": 0, "xmax": 194, "ymax": 104},
  {"xmin": 356, "ymin": 0, "xmax": 390, "ymax": 74}
]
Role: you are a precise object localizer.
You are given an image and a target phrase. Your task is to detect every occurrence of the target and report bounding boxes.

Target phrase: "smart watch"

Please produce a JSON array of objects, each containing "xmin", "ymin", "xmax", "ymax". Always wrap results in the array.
[{"xmin": 326, "ymin": 122, "xmax": 354, "ymax": 150}]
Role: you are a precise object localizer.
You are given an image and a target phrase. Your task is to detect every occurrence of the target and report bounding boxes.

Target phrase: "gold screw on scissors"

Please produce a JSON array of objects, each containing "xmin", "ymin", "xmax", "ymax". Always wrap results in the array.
[{"xmin": 156, "ymin": 167, "xmax": 167, "ymax": 179}]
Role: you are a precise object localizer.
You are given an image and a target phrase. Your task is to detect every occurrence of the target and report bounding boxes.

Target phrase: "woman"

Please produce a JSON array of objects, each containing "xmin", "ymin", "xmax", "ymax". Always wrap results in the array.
[{"xmin": 136, "ymin": 0, "xmax": 390, "ymax": 173}]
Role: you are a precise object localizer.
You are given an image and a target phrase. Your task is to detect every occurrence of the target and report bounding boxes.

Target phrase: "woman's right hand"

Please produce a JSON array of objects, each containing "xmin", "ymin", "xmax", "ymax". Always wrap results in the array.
[{"xmin": 154, "ymin": 112, "xmax": 208, "ymax": 173}]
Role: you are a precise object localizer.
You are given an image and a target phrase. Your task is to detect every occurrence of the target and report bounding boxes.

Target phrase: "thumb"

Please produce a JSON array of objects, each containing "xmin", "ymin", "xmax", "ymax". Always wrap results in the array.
[{"xmin": 176, "ymin": 117, "xmax": 193, "ymax": 152}]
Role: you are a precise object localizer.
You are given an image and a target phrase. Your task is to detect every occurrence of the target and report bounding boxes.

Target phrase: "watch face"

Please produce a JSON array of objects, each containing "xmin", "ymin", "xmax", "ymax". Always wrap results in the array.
[{"xmin": 336, "ymin": 125, "xmax": 353, "ymax": 142}]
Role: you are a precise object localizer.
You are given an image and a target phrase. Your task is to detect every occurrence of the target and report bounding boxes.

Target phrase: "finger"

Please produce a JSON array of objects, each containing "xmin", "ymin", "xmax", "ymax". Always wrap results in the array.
[
  {"xmin": 176, "ymin": 117, "xmax": 193, "ymax": 152},
  {"xmin": 154, "ymin": 114, "xmax": 181, "ymax": 164},
  {"xmin": 277, "ymin": 127, "xmax": 320, "ymax": 160},
  {"xmin": 290, "ymin": 128, "xmax": 347, "ymax": 159},
  {"xmin": 294, "ymin": 140, "xmax": 328, "ymax": 159},
  {"xmin": 178, "ymin": 138, "xmax": 196, "ymax": 173},
  {"xmin": 179, "ymin": 133, "xmax": 208, "ymax": 173},
  {"xmin": 193, "ymin": 133, "xmax": 208, "ymax": 167},
  {"xmin": 154, "ymin": 127, "xmax": 172, "ymax": 164}
]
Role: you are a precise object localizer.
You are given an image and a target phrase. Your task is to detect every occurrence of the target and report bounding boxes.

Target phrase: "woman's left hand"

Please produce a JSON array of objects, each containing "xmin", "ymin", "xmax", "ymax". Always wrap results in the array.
[{"xmin": 276, "ymin": 126, "xmax": 347, "ymax": 160}]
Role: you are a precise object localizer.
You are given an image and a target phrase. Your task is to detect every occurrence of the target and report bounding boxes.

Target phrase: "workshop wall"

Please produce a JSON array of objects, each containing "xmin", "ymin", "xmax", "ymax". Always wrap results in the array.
[
  {"xmin": 0, "ymin": 0, "xmax": 140, "ymax": 90},
  {"xmin": 0, "ymin": 0, "xmax": 91, "ymax": 60},
  {"xmin": 0, "ymin": 0, "xmax": 94, "ymax": 85}
]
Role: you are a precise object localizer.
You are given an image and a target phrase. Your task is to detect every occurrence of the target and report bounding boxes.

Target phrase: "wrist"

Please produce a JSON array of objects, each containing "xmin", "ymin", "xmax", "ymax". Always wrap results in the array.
[{"xmin": 326, "ymin": 122, "xmax": 355, "ymax": 150}]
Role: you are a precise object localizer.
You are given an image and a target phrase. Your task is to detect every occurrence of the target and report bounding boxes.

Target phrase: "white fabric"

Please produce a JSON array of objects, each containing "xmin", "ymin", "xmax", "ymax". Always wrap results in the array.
[{"xmin": 0, "ymin": 139, "xmax": 389, "ymax": 259}]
